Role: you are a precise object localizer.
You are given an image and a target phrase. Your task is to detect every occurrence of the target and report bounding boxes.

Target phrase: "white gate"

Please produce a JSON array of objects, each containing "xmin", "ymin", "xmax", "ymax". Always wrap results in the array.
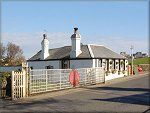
[
  {"xmin": 29, "ymin": 67, "xmax": 105, "ymax": 95},
  {"xmin": 77, "ymin": 67, "xmax": 105, "ymax": 85},
  {"xmin": 29, "ymin": 69, "xmax": 72, "ymax": 94},
  {"xmin": 11, "ymin": 71, "xmax": 27, "ymax": 100}
]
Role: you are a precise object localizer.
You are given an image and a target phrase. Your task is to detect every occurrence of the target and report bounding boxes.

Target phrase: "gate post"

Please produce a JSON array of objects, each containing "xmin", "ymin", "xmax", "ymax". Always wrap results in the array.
[
  {"xmin": 103, "ymin": 67, "xmax": 106, "ymax": 83},
  {"xmin": 23, "ymin": 71, "xmax": 26, "ymax": 98},
  {"xmin": 84, "ymin": 69, "xmax": 87, "ymax": 85},
  {"xmin": 28, "ymin": 68, "xmax": 31, "ymax": 96},
  {"xmin": 46, "ymin": 70, "xmax": 48, "ymax": 91},
  {"xmin": 11, "ymin": 71, "xmax": 14, "ymax": 100},
  {"xmin": 26, "ymin": 70, "xmax": 28, "ymax": 97},
  {"xmin": 60, "ymin": 70, "xmax": 62, "ymax": 89}
]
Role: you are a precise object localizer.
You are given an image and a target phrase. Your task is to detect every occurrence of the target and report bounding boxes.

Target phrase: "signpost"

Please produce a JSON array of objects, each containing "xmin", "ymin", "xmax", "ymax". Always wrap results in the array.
[{"xmin": 130, "ymin": 45, "xmax": 134, "ymax": 75}]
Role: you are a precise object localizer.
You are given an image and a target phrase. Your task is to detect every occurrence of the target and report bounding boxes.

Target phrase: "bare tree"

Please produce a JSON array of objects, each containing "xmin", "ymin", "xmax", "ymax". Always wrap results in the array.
[
  {"xmin": 6, "ymin": 42, "xmax": 25, "ymax": 66},
  {"xmin": 0, "ymin": 43, "xmax": 5, "ymax": 65}
]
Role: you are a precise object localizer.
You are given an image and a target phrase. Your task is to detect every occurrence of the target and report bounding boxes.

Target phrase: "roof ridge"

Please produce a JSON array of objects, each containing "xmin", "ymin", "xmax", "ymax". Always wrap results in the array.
[
  {"xmin": 48, "ymin": 46, "xmax": 71, "ymax": 50},
  {"xmin": 48, "ymin": 44, "xmax": 89, "ymax": 50},
  {"xmin": 88, "ymin": 44, "xmax": 104, "ymax": 46}
]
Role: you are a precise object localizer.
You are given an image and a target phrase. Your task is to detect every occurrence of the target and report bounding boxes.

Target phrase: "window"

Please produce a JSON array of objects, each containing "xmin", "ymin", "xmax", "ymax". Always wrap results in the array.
[
  {"xmin": 102, "ymin": 59, "xmax": 106, "ymax": 67},
  {"xmin": 45, "ymin": 65, "xmax": 54, "ymax": 69},
  {"xmin": 62, "ymin": 60, "xmax": 70, "ymax": 69},
  {"xmin": 99, "ymin": 59, "xmax": 102, "ymax": 67}
]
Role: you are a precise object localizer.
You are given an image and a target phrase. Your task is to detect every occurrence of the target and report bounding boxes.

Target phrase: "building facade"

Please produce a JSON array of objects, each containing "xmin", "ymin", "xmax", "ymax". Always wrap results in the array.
[{"xmin": 27, "ymin": 28, "xmax": 128, "ymax": 80}]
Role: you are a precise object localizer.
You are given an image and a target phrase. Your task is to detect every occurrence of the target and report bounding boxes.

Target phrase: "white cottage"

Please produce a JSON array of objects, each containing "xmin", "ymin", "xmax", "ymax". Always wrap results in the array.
[{"xmin": 27, "ymin": 28, "xmax": 128, "ymax": 80}]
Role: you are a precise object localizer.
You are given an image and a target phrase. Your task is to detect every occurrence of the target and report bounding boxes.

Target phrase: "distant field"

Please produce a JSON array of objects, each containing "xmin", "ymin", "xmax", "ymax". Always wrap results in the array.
[{"xmin": 128, "ymin": 57, "xmax": 150, "ymax": 65}]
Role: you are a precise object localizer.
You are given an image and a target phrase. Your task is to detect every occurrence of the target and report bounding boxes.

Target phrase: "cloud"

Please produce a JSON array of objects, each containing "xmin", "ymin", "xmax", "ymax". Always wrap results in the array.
[
  {"xmin": 1, "ymin": 32, "xmax": 71, "ymax": 59},
  {"xmin": 1, "ymin": 32, "xmax": 149, "ymax": 59},
  {"xmin": 90, "ymin": 36, "xmax": 149, "ymax": 55}
]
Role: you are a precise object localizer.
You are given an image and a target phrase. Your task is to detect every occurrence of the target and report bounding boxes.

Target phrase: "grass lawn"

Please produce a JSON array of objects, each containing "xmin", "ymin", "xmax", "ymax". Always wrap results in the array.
[{"xmin": 128, "ymin": 57, "xmax": 150, "ymax": 65}]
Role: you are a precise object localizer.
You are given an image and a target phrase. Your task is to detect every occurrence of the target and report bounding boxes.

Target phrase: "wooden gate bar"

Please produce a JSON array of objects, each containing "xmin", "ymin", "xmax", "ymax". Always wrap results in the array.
[{"xmin": 11, "ymin": 71, "xmax": 26, "ymax": 100}]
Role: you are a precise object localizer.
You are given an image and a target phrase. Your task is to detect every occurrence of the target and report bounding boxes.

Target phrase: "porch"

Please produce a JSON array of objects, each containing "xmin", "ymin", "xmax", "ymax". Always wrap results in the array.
[{"xmin": 94, "ymin": 58, "xmax": 128, "ymax": 80}]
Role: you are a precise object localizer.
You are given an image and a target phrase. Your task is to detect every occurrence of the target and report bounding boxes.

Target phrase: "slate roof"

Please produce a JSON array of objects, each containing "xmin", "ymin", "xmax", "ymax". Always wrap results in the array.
[
  {"xmin": 90, "ymin": 45, "xmax": 126, "ymax": 59},
  {"xmin": 28, "ymin": 45, "xmax": 91, "ymax": 61},
  {"xmin": 28, "ymin": 44, "xmax": 126, "ymax": 61}
]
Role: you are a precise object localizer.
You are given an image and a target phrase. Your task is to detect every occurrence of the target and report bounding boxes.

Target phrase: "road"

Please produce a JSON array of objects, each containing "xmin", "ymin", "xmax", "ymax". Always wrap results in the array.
[{"xmin": 0, "ymin": 72, "xmax": 149, "ymax": 113}]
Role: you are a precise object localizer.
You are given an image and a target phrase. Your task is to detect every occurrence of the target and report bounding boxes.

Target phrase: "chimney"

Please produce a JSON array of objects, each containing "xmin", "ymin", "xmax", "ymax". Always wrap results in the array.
[
  {"xmin": 70, "ymin": 27, "xmax": 82, "ymax": 58},
  {"xmin": 41, "ymin": 33, "xmax": 49, "ymax": 60}
]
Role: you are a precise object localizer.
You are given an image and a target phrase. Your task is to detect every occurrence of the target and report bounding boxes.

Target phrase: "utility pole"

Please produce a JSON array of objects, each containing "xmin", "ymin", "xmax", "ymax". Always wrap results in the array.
[{"xmin": 130, "ymin": 45, "xmax": 134, "ymax": 75}]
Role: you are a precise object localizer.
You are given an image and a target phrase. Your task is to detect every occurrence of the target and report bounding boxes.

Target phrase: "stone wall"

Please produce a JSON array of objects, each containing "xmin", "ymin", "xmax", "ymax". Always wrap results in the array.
[
  {"xmin": 138, "ymin": 64, "xmax": 150, "ymax": 71},
  {"xmin": 134, "ymin": 64, "xmax": 150, "ymax": 72}
]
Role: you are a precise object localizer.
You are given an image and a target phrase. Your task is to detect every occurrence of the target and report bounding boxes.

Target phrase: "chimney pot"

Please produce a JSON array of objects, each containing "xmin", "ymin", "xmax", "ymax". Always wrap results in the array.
[
  {"xmin": 74, "ymin": 27, "xmax": 78, "ymax": 34},
  {"xmin": 43, "ymin": 34, "xmax": 47, "ymax": 39}
]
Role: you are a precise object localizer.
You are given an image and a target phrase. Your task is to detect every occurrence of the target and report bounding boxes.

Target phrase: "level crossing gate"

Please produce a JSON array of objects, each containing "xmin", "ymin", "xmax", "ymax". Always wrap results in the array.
[
  {"xmin": 29, "ymin": 67, "xmax": 105, "ymax": 95},
  {"xmin": 11, "ymin": 71, "xmax": 28, "ymax": 100}
]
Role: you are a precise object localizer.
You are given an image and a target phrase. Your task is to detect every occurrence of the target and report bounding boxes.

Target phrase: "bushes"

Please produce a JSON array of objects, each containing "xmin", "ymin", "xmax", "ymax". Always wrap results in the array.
[
  {"xmin": 122, "ymin": 70, "xmax": 127, "ymax": 74},
  {"xmin": 0, "ymin": 72, "xmax": 11, "ymax": 97},
  {"xmin": 118, "ymin": 70, "xmax": 121, "ymax": 75},
  {"xmin": 106, "ymin": 70, "xmax": 110, "ymax": 76},
  {"xmin": 0, "ymin": 72, "xmax": 11, "ymax": 85},
  {"xmin": 112, "ymin": 69, "xmax": 117, "ymax": 74}
]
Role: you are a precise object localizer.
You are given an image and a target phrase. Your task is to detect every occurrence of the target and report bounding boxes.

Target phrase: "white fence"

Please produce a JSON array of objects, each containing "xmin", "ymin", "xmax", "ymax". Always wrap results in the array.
[
  {"xmin": 11, "ymin": 71, "xmax": 28, "ymax": 100},
  {"xmin": 29, "ymin": 67, "xmax": 105, "ymax": 95}
]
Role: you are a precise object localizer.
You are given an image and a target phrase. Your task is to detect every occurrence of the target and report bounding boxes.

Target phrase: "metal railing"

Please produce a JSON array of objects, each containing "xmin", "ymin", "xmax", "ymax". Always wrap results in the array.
[{"xmin": 29, "ymin": 67, "xmax": 105, "ymax": 95}]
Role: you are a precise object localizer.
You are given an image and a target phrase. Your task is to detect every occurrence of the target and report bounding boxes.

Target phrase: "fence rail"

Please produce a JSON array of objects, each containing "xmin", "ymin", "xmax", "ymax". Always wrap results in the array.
[{"xmin": 29, "ymin": 67, "xmax": 105, "ymax": 95}]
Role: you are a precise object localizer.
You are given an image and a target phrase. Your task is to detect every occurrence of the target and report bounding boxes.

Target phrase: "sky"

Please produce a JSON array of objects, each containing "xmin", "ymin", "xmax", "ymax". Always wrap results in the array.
[{"xmin": 1, "ymin": 0, "xmax": 149, "ymax": 59}]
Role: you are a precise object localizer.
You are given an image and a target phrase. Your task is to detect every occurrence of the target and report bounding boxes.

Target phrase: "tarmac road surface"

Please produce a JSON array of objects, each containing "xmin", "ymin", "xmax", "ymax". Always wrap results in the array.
[{"xmin": 0, "ymin": 72, "xmax": 149, "ymax": 112}]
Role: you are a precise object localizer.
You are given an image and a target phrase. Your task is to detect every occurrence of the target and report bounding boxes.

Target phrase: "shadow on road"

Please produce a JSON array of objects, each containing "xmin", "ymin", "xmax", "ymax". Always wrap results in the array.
[
  {"xmin": 92, "ymin": 92, "xmax": 150, "ymax": 106},
  {"xmin": 0, "ymin": 97, "xmax": 84, "ymax": 112},
  {"xmin": 90, "ymin": 87, "xmax": 149, "ymax": 92},
  {"xmin": 91, "ymin": 87, "xmax": 150, "ymax": 106},
  {"xmin": 18, "ymin": 98, "xmax": 58, "ymax": 105}
]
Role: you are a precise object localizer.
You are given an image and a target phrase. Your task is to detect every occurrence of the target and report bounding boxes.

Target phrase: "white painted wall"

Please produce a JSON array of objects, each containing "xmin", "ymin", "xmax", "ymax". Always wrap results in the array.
[
  {"xmin": 28, "ymin": 59, "xmax": 93, "ymax": 69},
  {"xmin": 0, "ymin": 66, "xmax": 22, "ymax": 72},
  {"xmin": 105, "ymin": 73, "xmax": 125, "ymax": 81},
  {"xmin": 70, "ymin": 37, "xmax": 82, "ymax": 58},
  {"xmin": 70, "ymin": 59, "xmax": 93, "ymax": 69},
  {"xmin": 92, "ymin": 59, "xmax": 96, "ymax": 68},
  {"xmin": 41, "ymin": 38, "xmax": 49, "ymax": 60},
  {"xmin": 28, "ymin": 60, "xmax": 60, "ymax": 69},
  {"xmin": 28, "ymin": 58, "xmax": 127, "ymax": 72}
]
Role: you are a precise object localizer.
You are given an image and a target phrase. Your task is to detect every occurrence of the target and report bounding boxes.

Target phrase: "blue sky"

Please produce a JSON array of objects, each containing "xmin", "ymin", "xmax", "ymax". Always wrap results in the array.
[{"xmin": 1, "ymin": 1, "xmax": 149, "ymax": 59}]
